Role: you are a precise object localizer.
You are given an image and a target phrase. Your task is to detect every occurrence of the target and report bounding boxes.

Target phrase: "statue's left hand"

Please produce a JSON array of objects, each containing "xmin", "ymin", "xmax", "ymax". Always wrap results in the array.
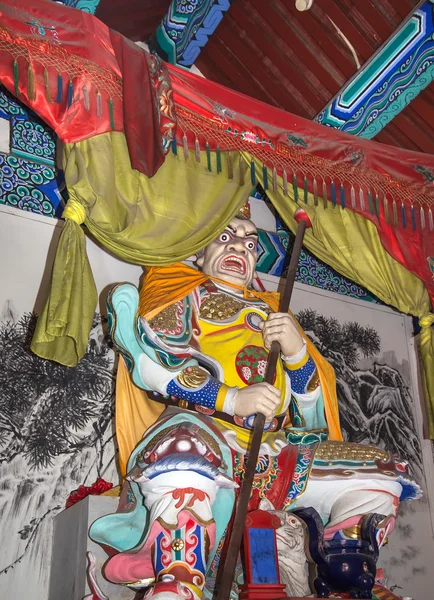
[{"xmin": 259, "ymin": 313, "xmax": 304, "ymax": 358}]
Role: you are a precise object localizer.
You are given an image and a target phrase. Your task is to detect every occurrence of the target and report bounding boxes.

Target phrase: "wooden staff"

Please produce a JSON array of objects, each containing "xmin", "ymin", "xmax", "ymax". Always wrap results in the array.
[{"xmin": 218, "ymin": 209, "xmax": 312, "ymax": 599}]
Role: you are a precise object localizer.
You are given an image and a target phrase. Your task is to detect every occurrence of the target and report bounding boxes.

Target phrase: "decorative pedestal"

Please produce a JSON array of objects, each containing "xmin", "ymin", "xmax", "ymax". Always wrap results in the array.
[{"xmin": 48, "ymin": 495, "xmax": 131, "ymax": 600}]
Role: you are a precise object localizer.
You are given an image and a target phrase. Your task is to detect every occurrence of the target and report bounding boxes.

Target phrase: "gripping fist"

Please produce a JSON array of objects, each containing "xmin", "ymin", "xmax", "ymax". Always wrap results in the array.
[
  {"xmin": 259, "ymin": 312, "xmax": 304, "ymax": 358},
  {"xmin": 234, "ymin": 382, "xmax": 281, "ymax": 423}
]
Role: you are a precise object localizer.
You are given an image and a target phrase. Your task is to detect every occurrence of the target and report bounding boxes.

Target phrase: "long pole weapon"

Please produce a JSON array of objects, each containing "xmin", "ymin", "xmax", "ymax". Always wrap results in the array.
[{"xmin": 218, "ymin": 209, "xmax": 312, "ymax": 599}]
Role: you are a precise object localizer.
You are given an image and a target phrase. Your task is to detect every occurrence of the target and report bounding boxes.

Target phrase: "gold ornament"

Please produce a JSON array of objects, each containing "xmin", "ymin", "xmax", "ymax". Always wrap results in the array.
[{"xmin": 171, "ymin": 538, "xmax": 185, "ymax": 551}]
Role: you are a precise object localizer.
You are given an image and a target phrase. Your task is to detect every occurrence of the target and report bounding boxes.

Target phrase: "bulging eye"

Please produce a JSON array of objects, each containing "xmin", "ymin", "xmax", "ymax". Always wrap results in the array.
[
  {"xmin": 245, "ymin": 240, "xmax": 256, "ymax": 251},
  {"xmin": 219, "ymin": 231, "xmax": 231, "ymax": 242}
]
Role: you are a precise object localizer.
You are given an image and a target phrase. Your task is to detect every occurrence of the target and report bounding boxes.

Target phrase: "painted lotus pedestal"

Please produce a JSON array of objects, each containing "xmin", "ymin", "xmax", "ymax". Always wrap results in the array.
[{"xmin": 87, "ymin": 216, "xmax": 420, "ymax": 600}]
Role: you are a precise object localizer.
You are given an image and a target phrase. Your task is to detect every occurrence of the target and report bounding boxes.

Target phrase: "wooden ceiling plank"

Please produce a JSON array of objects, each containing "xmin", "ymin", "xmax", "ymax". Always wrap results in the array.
[
  {"xmin": 387, "ymin": 112, "xmax": 434, "ymax": 154},
  {"xmin": 349, "ymin": 0, "xmax": 396, "ymax": 45},
  {"xmin": 279, "ymin": 0, "xmax": 356, "ymax": 80},
  {"xmin": 312, "ymin": 0, "xmax": 376, "ymax": 62},
  {"xmin": 375, "ymin": 122, "xmax": 422, "ymax": 153},
  {"xmin": 247, "ymin": 0, "xmax": 348, "ymax": 94},
  {"xmin": 213, "ymin": 15, "xmax": 312, "ymax": 114},
  {"xmin": 229, "ymin": 1, "xmax": 332, "ymax": 110}
]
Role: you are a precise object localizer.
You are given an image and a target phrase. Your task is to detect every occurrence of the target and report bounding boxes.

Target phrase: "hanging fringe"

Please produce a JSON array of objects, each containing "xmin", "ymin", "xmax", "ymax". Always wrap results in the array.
[
  {"xmin": 350, "ymin": 185, "xmax": 356, "ymax": 209},
  {"xmin": 262, "ymin": 165, "xmax": 268, "ymax": 190},
  {"xmin": 330, "ymin": 181, "xmax": 336, "ymax": 207},
  {"xmin": 206, "ymin": 142, "xmax": 212, "ymax": 172},
  {"xmin": 383, "ymin": 196, "xmax": 389, "ymax": 224},
  {"xmin": 429, "ymin": 208, "xmax": 433, "ymax": 231},
  {"xmin": 359, "ymin": 187, "xmax": 365, "ymax": 212},
  {"xmin": 340, "ymin": 184, "xmax": 346, "ymax": 209},
  {"xmin": 56, "ymin": 73, "xmax": 63, "ymax": 103},
  {"xmin": 171, "ymin": 137, "xmax": 177, "ymax": 156},
  {"xmin": 216, "ymin": 147, "xmax": 222, "ymax": 173},
  {"xmin": 375, "ymin": 193, "xmax": 380, "ymax": 218},
  {"xmin": 227, "ymin": 152, "xmax": 234, "ymax": 180},
  {"xmin": 401, "ymin": 203, "xmax": 407, "ymax": 228},
  {"xmin": 303, "ymin": 176, "xmax": 308, "ymax": 204},
  {"xmin": 283, "ymin": 170, "xmax": 288, "ymax": 196},
  {"xmin": 83, "ymin": 84, "xmax": 90, "ymax": 111},
  {"xmin": 27, "ymin": 63, "xmax": 36, "ymax": 101},
  {"xmin": 183, "ymin": 132, "xmax": 189, "ymax": 160},
  {"xmin": 108, "ymin": 99, "xmax": 115, "ymax": 130},
  {"xmin": 195, "ymin": 137, "xmax": 201, "ymax": 162},
  {"xmin": 43, "ymin": 68, "xmax": 52, "ymax": 103},
  {"xmin": 420, "ymin": 206, "xmax": 426, "ymax": 230},
  {"xmin": 13, "ymin": 60, "xmax": 19, "ymax": 96},
  {"xmin": 251, "ymin": 160, "xmax": 256, "ymax": 186},
  {"xmin": 411, "ymin": 205, "xmax": 416, "ymax": 230},
  {"xmin": 293, "ymin": 174, "xmax": 298, "ymax": 203},
  {"xmin": 392, "ymin": 199, "xmax": 398, "ymax": 227},
  {"xmin": 239, "ymin": 155, "xmax": 245, "ymax": 186},
  {"xmin": 368, "ymin": 191, "xmax": 374, "ymax": 214},
  {"xmin": 96, "ymin": 91, "xmax": 102, "ymax": 118},
  {"xmin": 67, "ymin": 80, "xmax": 74, "ymax": 108},
  {"xmin": 313, "ymin": 178, "xmax": 318, "ymax": 206},
  {"xmin": 272, "ymin": 167, "xmax": 278, "ymax": 194},
  {"xmin": 322, "ymin": 179, "xmax": 328, "ymax": 209}
]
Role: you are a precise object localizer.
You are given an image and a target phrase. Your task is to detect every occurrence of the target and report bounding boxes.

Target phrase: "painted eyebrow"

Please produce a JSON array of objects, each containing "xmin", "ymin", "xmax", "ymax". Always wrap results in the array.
[{"xmin": 226, "ymin": 225, "xmax": 257, "ymax": 237}]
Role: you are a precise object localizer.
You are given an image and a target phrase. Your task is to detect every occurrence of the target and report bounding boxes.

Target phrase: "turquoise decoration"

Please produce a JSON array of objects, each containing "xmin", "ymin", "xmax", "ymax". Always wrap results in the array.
[
  {"xmin": 172, "ymin": 137, "xmax": 178, "ymax": 156},
  {"xmin": 53, "ymin": 0, "xmax": 101, "ymax": 14},
  {"xmin": 67, "ymin": 80, "xmax": 73, "ymax": 108},
  {"xmin": 0, "ymin": 86, "xmax": 62, "ymax": 217},
  {"xmin": 150, "ymin": 0, "xmax": 233, "ymax": 67},
  {"xmin": 316, "ymin": 1, "xmax": 434, "ymax": 138},
  {"xmin": 340, "ymin": 184, "xmax": 345, "ymax": 209},
  {"xmin": 262, "ymin": 165, "xmax": 268, "ymax": 190},
  {"xmin": 56, "ymin": 74, "xmax": 63, "ymax": 104},
  {"xmin": 330, "ymin": 181, "xmax": 336, "ymax": 207},
  {"xmin": 250, "ymin": 160, "xmax": 256, "ymax": 186}
]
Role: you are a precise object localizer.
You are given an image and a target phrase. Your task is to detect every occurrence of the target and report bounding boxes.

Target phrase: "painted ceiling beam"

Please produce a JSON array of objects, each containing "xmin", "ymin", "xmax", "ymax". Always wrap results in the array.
[
  {"xmin": 55, "ymin": 0, "xmax": 101, "ymax": 13},
  {"xmin": 149, "ymin": 0, "xmax": 233, "ymax": 67},
  {"xmin": 315, "ymin": 0, "xmax": 434, "ymax": 138}
]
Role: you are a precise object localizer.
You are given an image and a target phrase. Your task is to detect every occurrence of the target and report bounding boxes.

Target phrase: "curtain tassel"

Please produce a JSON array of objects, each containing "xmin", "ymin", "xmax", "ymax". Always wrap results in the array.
[
  {"xmin": 183, "ymin": 132, "xmax": 189, "ymax": 160},
  {"xmin": 206, "ymin": 141, "xmax": 212, "ymax": 172},
  {"xmin": 420, "ymin": 206, "xmax": 426, "ymax": 230},
  {"xmin": 43, "ymin": 68, "xmax": 52, "ymax": 104},
  {"xmin": 227, "ymin": 152, "xmax": 233, "ymax": 180},
  {"xmin": 250, "ymin": 160, "xmax": 256, "ymax": 186},
  {"xmin": 171, "ymin": 137, "xmax": 177, "ymax": 156},
  {"xmin": 195, "ymin": 137, "xmax": 201, "ymax": 162},
  {"xmin": 392, "ymin": 199, "xmax": 398, "ymax": 227},
  {"xmin": 239, "ymin": 155, "xmax": 245, "ymax": 186},
  {"xmin": 13, "ymin": 59, "xmax": 19, "ymax": 96},
  {"xmin": 292, "ymin": 173, "xmax": 298, "ymax": 203},
  {"xmin": 67, "ymin": 79, "xmax": 74, "ymax": 108},
  {"xmin": 262, "ymin": 165, "xmax": 268, "ymax": 190},
  {"xmin": 410, "ymin": 205, "xmax": 416, "ymax": 230},
  {"xmin": 283, "ymin": 170, "xmax": 288, "ymax": 196},
  {"xmin": 359, "ymin": 187, "xmax": 365, "ymax": 212},
  {"xmin": 303, "ymin": 175, "xmax": 308, "ymax": 204},
  {"xmin": 96, "ymin": 90, "xmax": 102, "ymax": 118},
  {"xmin": 330, "ymin": 180, "xmax": 336, "ymax": 207},
  {"xmin": 368, "ymin": 190, "xmax": 374, "ymax": 214},
  {"xmin": 56, "ymin": 73, "xmax": 63, "ymax": 103},
  {"xmin": 322, "ymin": 179, "xmax": 328, "ymax": 209},
  {"xmin": 350, "ymin": 185, "xmax": 356, "ymax": 209},
  {"xmin": 83, "ymin": 84, "xmax": 90, "ymax": 111},
  {"xmin": 313, "ymin": 178, "xmax": 318, "ymax": 206},
  {"xmin": 109, "ymin": 98, "xmax": 115, "ymax": 130},
  {"xmin": 216, "ymin": 147, "xmax": 222, "ymax": 173},
  {"xmin": 428, "ymin": 208, "xmax": 433, "ymax": 231},
  {"xmin": 401, "ymin": 203, "xmax": 407, "ymax": 228},
  {"xmin": 272, "ymin": 167, "xmax": 278, "ymax": 193},
  {"xmin": 383, "ymin": 196, "xmax": 389, "ymax": 224},
  {"xmin": 340, "ymin": 184, "xmax": 346, "ymax": 209},
  {"xmin": 27, "ymin": 62, "xmax": 36, "ymax": 101},
  {"xmin": 375, "ymin": 193, "xmax": 380, "ymax": 219}
]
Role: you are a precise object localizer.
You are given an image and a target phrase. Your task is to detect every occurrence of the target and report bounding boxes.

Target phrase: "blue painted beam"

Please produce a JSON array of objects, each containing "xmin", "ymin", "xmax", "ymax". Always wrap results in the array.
[
  {"xmin": 149, "ymin": 0, "xmax": 233, "ymax": 67},
  {"xmin": 52, "ymin": 0, "xmax": 101, "ymax": 15},
  {"xmin": 315, "ymin": 0, "xmax": 434, "ymax": 138}
]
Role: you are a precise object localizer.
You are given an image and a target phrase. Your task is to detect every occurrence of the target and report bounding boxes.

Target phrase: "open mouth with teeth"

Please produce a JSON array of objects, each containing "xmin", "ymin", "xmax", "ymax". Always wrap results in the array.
[{"xmin": 219, "ymin": 254, "xmax": 247, "ymax": 276}]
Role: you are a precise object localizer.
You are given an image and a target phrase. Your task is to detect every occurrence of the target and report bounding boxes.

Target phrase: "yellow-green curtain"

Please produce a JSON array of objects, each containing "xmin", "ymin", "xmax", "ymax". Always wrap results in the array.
[
  {"xmin": 32, "ymin": 132, "xmax": 252, "ymax": 367},
  {"xmin": 243, "ymin": 153, "xmax": 434, "ymax": 438}
]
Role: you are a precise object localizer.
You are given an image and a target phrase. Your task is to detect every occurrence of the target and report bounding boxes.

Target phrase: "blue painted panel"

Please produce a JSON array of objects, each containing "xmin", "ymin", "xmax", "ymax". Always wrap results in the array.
[{"xmin": 248, "ymin": 528, "xmax": 279, "ymax": 585}]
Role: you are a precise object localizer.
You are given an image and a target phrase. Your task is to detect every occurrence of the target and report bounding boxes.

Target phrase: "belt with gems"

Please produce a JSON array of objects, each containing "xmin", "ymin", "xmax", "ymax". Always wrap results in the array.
[{"xmin": 146, "ymin": 391, "xmax": 288, "ymax": 432}]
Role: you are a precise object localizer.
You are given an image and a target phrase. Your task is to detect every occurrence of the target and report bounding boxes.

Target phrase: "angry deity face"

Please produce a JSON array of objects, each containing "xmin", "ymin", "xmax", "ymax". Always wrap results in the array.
[{"xmin": 197, "ymin": 217, "xmax": 258, "ymax": 287}]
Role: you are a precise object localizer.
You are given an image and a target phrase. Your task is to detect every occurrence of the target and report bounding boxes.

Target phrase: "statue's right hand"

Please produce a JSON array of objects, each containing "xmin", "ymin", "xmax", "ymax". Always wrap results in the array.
[{"xmin": 234, "ymin": 383, "xmax": 281, "ymax": 423}]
